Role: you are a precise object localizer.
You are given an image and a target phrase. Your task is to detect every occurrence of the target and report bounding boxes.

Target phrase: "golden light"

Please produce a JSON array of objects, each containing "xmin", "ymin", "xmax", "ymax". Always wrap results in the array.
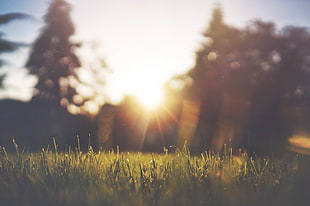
[
  {"xmin": 134, "ymin": 83, "xmax": 164, "ymax": 111},
  {"xmin": 289, "ymin": 134, "xmax": 310, "ymax": 155},
  {"xmin": 73, "ymin": 41, "xmax": 188, "ymax": 114},
  {"xmin": 83, "ymin": 101, "xmax": 100, "ymax": 115},
  {"xmin": 117, "ymin": 69, "xmax": 166, "ymax": 111}
]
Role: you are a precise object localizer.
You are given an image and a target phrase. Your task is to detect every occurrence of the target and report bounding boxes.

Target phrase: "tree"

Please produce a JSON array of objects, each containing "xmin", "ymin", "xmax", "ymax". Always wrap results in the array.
[
  {"xmin": 0, "ymin": 13, "xmax": 32, "ymax": 87},
  {"xmin": 184, "ymin": 6, "xmax": 310, "ymax": 154},
  {"xmin": 26, "ymin": 0, "xmax": 80, "ymax": 106},
  {"xmin": 186, "ymin": 7, "xmax": 245, "ymax": 152}
]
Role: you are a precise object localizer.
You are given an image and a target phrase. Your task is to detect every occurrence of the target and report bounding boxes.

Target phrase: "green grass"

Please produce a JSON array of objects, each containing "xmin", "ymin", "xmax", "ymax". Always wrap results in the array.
[{"xmin": 0, "ymin": 140, "xmax": 308, "ymax": 206}]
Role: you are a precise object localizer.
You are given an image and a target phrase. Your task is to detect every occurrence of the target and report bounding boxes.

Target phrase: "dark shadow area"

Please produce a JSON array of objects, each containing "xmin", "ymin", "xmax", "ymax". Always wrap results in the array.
[{"xmin": 0, "ymin": 99, "xmax": 96, "ymax": 152}]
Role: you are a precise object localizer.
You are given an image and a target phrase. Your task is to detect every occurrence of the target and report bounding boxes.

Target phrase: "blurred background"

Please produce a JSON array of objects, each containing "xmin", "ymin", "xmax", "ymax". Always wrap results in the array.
[{"xmin": 0, "ymin": 0, "xmax": 310, "ymax": 155}]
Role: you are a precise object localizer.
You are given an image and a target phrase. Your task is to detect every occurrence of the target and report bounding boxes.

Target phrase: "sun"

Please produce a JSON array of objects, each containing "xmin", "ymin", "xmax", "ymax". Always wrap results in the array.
[
  {"xmin": 134, "ymin": 84, "xmax": 164, "ymax": 110},
  {"xmin": 103, "ymin": 69, "xmax": 167, "ymax": 110}
]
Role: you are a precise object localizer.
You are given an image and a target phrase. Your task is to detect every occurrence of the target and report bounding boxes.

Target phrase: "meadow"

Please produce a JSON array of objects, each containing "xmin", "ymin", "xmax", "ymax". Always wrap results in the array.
[{"xmin": 0, "ymin": 139, "xmax": 309, "ymax": 206}]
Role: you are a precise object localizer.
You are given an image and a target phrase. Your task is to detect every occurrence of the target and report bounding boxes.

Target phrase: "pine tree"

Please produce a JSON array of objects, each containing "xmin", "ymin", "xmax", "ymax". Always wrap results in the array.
[{"xmin": 26, "ymin": 0, "xmax": 80, "ymax": 105}]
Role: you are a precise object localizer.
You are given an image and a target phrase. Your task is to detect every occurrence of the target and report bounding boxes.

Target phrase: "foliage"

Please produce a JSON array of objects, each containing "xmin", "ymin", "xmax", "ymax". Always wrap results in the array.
[
  {"xmin": 0, "ymin": 12, "xmax": 32, "ymax": 87},
  {"xmin": 65, "ymin": 42, "xmax": 109, "ymax": 116},
  {"xmin": 25, "ymin": 0, "xmax": 80, "ymax": 106},
  {"xmin": 185, "ymin": 7, "xmax": 310, "ymax": 154},
  {"xmin": 0, "ymin": 140, "xmax": 305, "ymax": 206}
]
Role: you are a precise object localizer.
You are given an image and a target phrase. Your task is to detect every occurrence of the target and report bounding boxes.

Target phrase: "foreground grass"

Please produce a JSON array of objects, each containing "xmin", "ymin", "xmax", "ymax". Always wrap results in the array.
[{"xmin": 0, "ymin": 141, "xmax": 309, "ymax": 206}]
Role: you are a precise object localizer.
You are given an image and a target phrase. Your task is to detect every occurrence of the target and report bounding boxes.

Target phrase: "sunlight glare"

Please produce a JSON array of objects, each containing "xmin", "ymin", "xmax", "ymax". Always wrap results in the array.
[
  {"xmin": 134, "ymin": 83, "xmax": 164, "ymax": 110},
  {"xmin": 104, "ymin": 57, "xmax": 168, "ymax": 109}
]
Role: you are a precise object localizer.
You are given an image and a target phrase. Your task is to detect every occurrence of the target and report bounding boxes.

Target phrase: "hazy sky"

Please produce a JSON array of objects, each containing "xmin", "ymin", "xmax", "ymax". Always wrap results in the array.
[{"xmin": 0, "ymin": 0, "xmax": 309, "ymax": 102}]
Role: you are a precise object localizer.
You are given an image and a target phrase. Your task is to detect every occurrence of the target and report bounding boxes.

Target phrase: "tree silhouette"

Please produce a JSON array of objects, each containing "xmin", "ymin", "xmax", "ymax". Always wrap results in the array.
[
  {"xmin": 26, "ymin": 0, "xmax": 80, "ymax": 106},
  {"xmin": 187, "ymin": 7, "xmax": 244, "ymax": 152},
  {"xmin": 240, "ymin": 22, "xmax": 310, "ymax": 154},
  {"xmin": 185, "ymin": 7, "xmax": 310, "ymax": 154},
  {"xmin": 0, "ymin": 13, "xmax": 32, "ymax": 87}
]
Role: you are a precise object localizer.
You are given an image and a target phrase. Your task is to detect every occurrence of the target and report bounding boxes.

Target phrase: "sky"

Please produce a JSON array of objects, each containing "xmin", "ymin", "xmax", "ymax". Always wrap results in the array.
[{"xmin": 0, "ymin": 0, "xmax": 310, "ymax": 103}]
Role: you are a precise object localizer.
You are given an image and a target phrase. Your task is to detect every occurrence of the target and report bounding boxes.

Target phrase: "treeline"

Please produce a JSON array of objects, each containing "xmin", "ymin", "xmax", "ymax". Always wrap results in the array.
[
  {"xmin": 1, "ymin": 1, "xmax": 310, "ymax": 154},
  {"xmin": 181, "ymin": 7, "xmax": 310, "ymax": 154}
]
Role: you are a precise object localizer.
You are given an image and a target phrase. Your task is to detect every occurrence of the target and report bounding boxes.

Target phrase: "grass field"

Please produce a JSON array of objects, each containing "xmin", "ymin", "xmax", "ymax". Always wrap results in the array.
[{"xmin": 0, "ymin": 140, "xmax": 309, "ymax": 206}]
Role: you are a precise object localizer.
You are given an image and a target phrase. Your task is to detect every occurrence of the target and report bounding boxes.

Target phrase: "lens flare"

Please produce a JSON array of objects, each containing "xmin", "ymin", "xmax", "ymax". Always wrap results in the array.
[{"xmin": 289, "ymin": 134, "xmax": 310, "ymax": 155}]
